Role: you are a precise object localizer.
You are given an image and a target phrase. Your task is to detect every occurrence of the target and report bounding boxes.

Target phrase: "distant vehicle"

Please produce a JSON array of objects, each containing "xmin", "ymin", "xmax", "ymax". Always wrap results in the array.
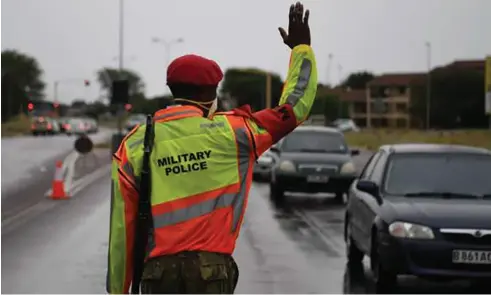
[
  {"xmin": 31, "ymin": 116, "xmax": 61, "ymax": 136},
  {"xmin": 330, "ymin": 118, "xmax": 360, "ymax": 132},
  {"xmin": 345, "ymin": 144, "xmax": 491, "ymax": 293},
  {"xmin": 125, "ymin": 113, "xmax": 146, "ymax": 132},
  {"xmin": 268, "ymin": 126, "xmax": 360, "ymax": 204},
  {"xmin": 253, "ymin": 149, "xmax": 275, "ymax": 182},
  {"xmin": 64, "ymin": 118, "xmax": 89, "ymax": 136},
  {"xmin": 84, "ymin": 118, "xmax": 99, "ymax": 134},
  {"xmin": 57, "ymin": 117, "xmax": 70, "ymax": 133}
]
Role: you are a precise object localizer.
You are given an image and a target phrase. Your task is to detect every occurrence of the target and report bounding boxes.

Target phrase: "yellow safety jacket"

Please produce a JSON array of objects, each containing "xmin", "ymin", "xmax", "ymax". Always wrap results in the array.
[{"xmin": 107, "ymin": 44, "xmax": 318, "ymax": 294}]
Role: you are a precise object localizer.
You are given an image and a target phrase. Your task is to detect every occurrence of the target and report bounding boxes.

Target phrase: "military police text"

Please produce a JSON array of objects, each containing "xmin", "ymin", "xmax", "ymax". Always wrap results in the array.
[{"xmin": 157, "ymin": 150, "xmax": 212, "ymax": 176}]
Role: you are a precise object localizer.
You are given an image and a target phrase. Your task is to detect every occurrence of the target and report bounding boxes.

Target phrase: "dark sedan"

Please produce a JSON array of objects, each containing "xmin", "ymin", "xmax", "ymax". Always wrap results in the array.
[
  {"xmin": 345, "ymin": 144, "xmax": 491, "ymax": 293},
  {"xmin": 269, "ymin": 126, "xmax": 360, "ymax": 204}
]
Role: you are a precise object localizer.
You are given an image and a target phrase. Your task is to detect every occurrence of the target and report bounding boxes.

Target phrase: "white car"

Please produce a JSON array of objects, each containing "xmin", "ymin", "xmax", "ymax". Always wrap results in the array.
[
  {"xmin": 331, "ymin": 118, "xmax": 360, "ymax": 132},
  {"xmin": 253, "ymin": 149, "xmax": 275, "ymax": 181}
]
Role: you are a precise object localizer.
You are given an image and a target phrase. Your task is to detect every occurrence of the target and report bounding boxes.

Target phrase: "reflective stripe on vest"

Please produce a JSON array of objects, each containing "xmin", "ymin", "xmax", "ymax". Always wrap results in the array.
[{"xmin": 151, "ymin": 126, "xmax": 251, "ymax": 233}]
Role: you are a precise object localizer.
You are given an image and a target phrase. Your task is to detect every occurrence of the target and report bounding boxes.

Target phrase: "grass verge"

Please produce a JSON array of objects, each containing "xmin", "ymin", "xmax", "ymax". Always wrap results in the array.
[
  {"xmin": 1, "ymin": 115, "xmax": 31, "ymax": 137},
  {"xmin": 345, "ymin": 129, "xmax": 491, "ymax": 151}
]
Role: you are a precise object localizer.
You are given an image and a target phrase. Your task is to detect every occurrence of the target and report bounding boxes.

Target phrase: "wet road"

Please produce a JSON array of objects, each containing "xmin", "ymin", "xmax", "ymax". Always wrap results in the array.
[{"xmin": 2, "ymin": 149, "xmax": 489, "ymax": 293}]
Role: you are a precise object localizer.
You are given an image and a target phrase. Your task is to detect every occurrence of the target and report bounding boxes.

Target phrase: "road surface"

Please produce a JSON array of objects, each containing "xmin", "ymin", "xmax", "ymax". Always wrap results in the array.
[
  {"xmin": 1, "ymin": 129, "xmax": 113, "ymax": 196},
  {"xmin": 1, "ymin": 150, "xmax": 488, "ymax": 294}
]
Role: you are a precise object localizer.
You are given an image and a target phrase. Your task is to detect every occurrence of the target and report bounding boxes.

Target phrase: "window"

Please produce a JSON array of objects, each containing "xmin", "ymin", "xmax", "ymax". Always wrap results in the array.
[
  {"xmin": 281, "ymin": 130, "xmax": 349, "ymax": 154},
  {"xmin": 384, "ymin": 153, "xmax": 491, "ymax": 196},
  {"xmin": 395, "ymin": 103, "xmax": 407, "ymax": 113},
  {"xmin": 369, "ymin": 151, "xmax": 387, "ymax": 182},
  {"xmin": 360, "ymin": 152, "xmax": 382, "ymax": 179}
]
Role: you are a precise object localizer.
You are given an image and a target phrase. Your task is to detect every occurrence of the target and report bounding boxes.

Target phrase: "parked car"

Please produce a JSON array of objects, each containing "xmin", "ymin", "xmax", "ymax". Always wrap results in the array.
[
  {"xmin": 31, "ymin": 116, "xmax": 61, "ymax": 135},
  {"xmin": 345, "ymin": 144, "xmax": 491, "ymax": 293},
  {"xmin": 64, "ymin": 118, "xmax": 89, "ymax": 136},
  {"xmin": 253, "ymin": 149, "xmax": 275, "ymax": 182},
  {"xmin": 85, "ymin": 118, "xmax": 99, "ymax": 133},
  {"xmin": 125, "ymin": 113, "xmax": 146, "ymax": 132},
  {"xmin": 268, "ymin": 126, "xmax": 359, "ymax": 204},
  {"xmin": 330, "ymin": 118, "xmax": 360, "ymax": 132}
]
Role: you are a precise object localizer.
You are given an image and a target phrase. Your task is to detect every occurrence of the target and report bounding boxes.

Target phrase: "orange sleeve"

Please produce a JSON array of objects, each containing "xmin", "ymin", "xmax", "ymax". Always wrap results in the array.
[{"xmin": 108, "ymin": 140, "xmax": 139, "ymax": 293}]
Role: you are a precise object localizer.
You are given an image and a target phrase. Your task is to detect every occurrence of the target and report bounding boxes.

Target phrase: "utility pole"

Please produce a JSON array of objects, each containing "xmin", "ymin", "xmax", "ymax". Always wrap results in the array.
[
  {"xmin": 337, "ymin": 64, "xmax": 343, "ymax": 118},
  {"xmin": 327, "ymin": 53, "xmax": 333, "ymax": 87},
  {"xmin": 425, "ymin": 42, "xmax": 432, "ymax": 130},
  {"xmin": 118, "ymin": 0, "xmax": 124, "ymax": 72}
]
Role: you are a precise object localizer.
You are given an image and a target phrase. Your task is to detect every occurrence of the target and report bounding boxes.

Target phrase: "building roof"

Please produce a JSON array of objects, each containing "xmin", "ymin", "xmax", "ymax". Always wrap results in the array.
[
  {"xmin": 433, "ymin": 59, "xmax": 485, "ymax": 73},
  {"xmin": 340, "ymin": 89, "xmax": 366, "ymax": 102},
  {"xmin": 367, "ymin": 73, "xmax": 427, "ymax": 86}
]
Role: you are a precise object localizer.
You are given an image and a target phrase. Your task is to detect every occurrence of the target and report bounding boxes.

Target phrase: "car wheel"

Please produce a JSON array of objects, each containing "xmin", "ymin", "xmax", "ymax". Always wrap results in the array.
[
  {"xmin": 345, "ymin": 218, "xmax": 364, "ymax": 266},
  {"xmin": 269, "ymin": 183, "xmax": 285, "ymax": 204},
  {"xmin": 370, "ymin": 235, "xmax": 397, "ymax": 293}
]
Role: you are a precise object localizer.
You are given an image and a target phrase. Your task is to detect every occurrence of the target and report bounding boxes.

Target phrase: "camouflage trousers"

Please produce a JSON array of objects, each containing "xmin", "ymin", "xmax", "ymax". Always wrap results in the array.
[{"xmin": 140, "ymin": 251, "xmax": 239, "ymax": 294}]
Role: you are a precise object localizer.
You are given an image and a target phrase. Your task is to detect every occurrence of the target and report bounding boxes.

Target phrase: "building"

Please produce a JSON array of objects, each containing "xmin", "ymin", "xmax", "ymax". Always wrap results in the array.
[{"xmin": 365, "ymin": 73, "xmax": 426, "ymax": 128}]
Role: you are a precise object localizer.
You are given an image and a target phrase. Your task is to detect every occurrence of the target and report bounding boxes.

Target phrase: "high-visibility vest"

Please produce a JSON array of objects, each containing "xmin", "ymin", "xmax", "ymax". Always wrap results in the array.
[
  {"xmin": 123, "ymin": 105, "xmax": 258, "ymax": 257},
  {"xmin": 107, "ymin": 44, "xmax": 318, "ymax": 294}
]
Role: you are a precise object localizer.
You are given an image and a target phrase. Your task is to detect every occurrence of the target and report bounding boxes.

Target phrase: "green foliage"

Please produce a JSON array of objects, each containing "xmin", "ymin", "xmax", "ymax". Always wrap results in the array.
[
  {"xmin": 96, "ymin": 67, "xmax": 145, "ymax": 97},
  {"xmin": 309, "ymin": 94, "xmax": 349, "ymax": 122},
  {"xmin": 341, "ymin": 71, "xmax": 374, "ymax": 90},
  {"xmin": 2, "ymin": 49, "xmax": 46, "ymax": 122},
  {"xmin": 410, "ymin": 67, "xmax": 487, "ymax": 129},
  {"xmin": 220, "ymin": 68, "xmax": 283, "ymax": 111}
]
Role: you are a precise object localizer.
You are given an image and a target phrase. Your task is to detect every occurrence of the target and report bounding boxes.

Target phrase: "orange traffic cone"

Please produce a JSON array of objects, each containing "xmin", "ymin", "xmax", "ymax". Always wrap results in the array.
[{"xmin": 51, "ymin": 160, "xmax": 69, "ymax": 199}]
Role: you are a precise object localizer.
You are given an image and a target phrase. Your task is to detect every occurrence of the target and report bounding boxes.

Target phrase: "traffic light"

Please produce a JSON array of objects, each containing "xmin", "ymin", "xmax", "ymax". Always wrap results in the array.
[
  {"xmin": 27, "ymin": 102, "xmax": 34, "ymax": 111},
  {"xmin": 125, "ymin": 103, "xmax": 132, "ymax": 111},
  {"xmin": 84, "ymin": 80, "xmax": 90, "ymax": 86}
]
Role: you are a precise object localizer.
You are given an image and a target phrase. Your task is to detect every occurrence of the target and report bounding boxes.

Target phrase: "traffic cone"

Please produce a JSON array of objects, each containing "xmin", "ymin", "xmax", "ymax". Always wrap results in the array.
[{"xmin": 51, "ymin": 160, "xmax": 69, "ymax": 199}]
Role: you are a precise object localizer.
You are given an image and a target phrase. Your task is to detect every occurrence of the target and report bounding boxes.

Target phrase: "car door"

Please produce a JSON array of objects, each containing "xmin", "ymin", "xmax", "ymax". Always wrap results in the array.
[
  {"xmin": 359, "ymin": 150, "xmax": 388, "ymax": 248},
  {"xmin": 348, "ymin": 151, "xmax": 381, "ymax": 250}
]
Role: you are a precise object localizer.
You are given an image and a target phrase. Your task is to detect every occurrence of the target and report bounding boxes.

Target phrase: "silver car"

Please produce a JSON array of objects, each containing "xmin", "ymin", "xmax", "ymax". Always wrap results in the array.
[
  {"xmin": 253, "ymin": 149, "xmax": 275, "ymax": 181},
  {"xmin": 64, "ymin": 118, "xmax": 89, "ymax": 136}
]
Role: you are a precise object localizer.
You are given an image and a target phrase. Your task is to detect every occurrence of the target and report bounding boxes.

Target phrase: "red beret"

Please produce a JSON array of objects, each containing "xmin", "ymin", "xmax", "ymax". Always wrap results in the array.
[{"xmin": 167, "ymin": 54, "xmax": 223, "ymax": 86}]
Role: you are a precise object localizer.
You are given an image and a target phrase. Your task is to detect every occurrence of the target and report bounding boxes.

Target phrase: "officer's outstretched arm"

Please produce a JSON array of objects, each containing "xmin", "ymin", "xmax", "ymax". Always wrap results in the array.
[
  {"xmin": 239, "ymin": 44, "xmax": 318, "ymax": 156},
  {"xmin": 107, "ymin": 143, "xmax": 138, "ymax": 294}
]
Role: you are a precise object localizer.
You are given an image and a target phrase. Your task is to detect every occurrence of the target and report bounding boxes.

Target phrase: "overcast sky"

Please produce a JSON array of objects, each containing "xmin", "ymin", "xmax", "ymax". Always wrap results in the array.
[{"xmin": 2, "ymin": 0, "xmax": 491, "ymax": 104}]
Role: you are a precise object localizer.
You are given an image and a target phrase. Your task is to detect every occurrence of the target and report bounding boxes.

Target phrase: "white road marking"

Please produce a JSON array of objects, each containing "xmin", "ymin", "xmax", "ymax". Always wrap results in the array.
[{"xmin": 3, "ymin": 164, "xmax": 111, "ymax": 233}]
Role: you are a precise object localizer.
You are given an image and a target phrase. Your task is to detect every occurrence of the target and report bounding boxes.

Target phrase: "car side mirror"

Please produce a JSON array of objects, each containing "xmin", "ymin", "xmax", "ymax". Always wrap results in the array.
[
  {"xmin": 270, "ymin": 146, "xmax": 280, "ymax": 154},
  {"xmin": 356, "ymin": 180, "xmax": 381, "ymax": 203},
  {"xmin": 350, "ymin": 149, "xmax": 360, "ymax": 156}
]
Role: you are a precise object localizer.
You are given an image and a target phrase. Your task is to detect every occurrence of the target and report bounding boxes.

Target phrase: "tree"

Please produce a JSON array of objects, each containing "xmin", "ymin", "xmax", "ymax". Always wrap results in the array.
[
  {"xmin": 1, "ymin": 49, "xmax": 46, "ymax": 121},
  {"xmin": 96, "ymin": 68, "xmax": 145, "ymax": 98},
  {"xmin": 220, "ymin": 68, "xmax": 284, "ymax": 111},
  {"xmin": 341, "ymin": 71, "xmax": 374, "ymax": 90},
  {"xmin": 410, "ymin": 67, "xmax": 487, "ymax": 129}
]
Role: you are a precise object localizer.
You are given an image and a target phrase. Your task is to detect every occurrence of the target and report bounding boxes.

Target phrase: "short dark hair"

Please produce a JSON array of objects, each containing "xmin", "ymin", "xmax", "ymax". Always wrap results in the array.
[{"xmin": 168, "ymin": 83, "xmax": 217, "ymax": 101}]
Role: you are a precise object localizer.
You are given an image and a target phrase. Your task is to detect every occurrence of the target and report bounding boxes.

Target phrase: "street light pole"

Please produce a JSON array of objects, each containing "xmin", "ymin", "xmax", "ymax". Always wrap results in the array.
[
  {"xmin": 425, "ymin": 41, "xmax": 432, "ymax": 130},
  {"xmin": 151, "ymin": 37, "xmax": 185, "ymax": 68},
  {"xmin": 118, "ymin": 0, "xmax": 124, "ymax": 71}
]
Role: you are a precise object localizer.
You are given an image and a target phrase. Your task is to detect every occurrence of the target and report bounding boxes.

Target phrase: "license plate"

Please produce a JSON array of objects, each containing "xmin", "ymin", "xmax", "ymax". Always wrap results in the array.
[
  {"xmin": 307, "ymin": 175, "xmax": 329, "ymax": 183},
  {"xmin": 452, "ymin": 250, "xmax": 491, "ymax": 264}
]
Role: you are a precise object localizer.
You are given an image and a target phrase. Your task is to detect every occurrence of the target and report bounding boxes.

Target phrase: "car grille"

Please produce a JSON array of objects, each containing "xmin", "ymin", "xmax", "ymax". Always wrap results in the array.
[
  {"xmin": 441, "ymin": 233, "xmax": 491, "ymax": 246},
  {"xmin": 298, "ymin": 164, "xmax": 338, "ymax": 175}
]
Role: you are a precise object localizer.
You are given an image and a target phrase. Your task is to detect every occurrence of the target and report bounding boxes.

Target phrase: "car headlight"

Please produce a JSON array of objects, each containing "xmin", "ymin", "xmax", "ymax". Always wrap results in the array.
[
  {"xmin": 340, "ymin": 161, "xmax": 356, "ymax": 174},
  {"xmin": 388, "ymin": 222, "xmax": 435, "ymax": 239},
  {"xmin": 278, "ymin": 160, "xmax": 296, "ymax": 172},
  {"xmin": 258, "ymin": 156, "xmax": 273, "ymax": 165}
]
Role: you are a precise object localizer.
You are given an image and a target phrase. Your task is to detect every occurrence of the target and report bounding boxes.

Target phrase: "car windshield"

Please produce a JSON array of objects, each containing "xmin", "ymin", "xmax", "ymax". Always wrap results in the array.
[
  {"xmin": 281, "ymin": 130, "xmax": 349, "ymax": 153},
  {"xmin": 384, "ymin": 153, "xmax": 491, "ymax": 197}
]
